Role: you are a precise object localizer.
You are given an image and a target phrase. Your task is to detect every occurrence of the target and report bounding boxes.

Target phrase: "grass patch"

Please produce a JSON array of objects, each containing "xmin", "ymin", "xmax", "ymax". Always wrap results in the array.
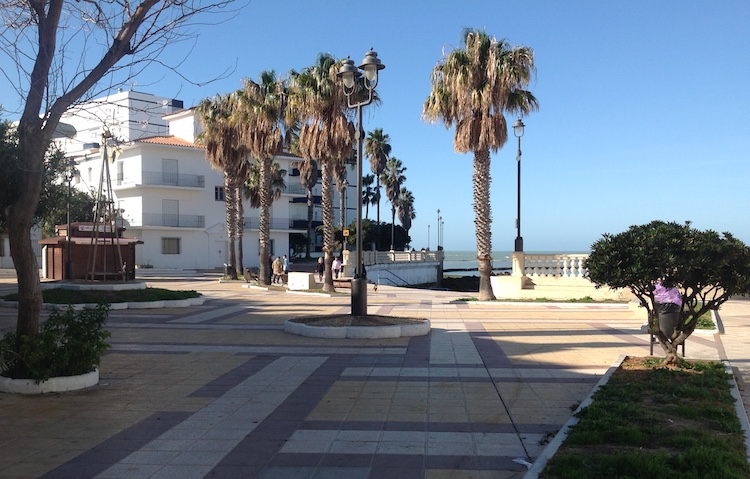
[
  {"xmin": 541, "ymin": 356, "xmax": 749, "ymax": 479},
  {"xmin": 454, "ymin": 296, "xmax": 625, "ymax": 303},
  {"xmin": 3, "ymin": 287, "xmax": 200, "ymax": 304}
]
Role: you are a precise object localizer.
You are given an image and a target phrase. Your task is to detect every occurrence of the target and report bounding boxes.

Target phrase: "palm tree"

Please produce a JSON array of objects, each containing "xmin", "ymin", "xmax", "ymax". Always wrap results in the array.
[
  {"xmin": 423, "ymin": 29, "xmax": 538, "ymax": 300},
  {"xmin": 362, "ymin": 174, "xmax": 377, "ymax": 220},
  {"xmin": 290, "ymin": 53, "xmax": 354, "ymax": 293},
  {"xmin": 365, "ymin": 128, "xmax": 391, "ymax": 249},
  {"xmin": 380, "ymin": 157, "xmax": 407, "ymax": 251},
  {"xmin": 291, "ymin": 159, "xmax": 318, "ymax": 258},
  {"xmin": 235, "ymin": 70, "xmax": 294, "ymax": 285},
  {"xmin": 396, "ymin": 187, "xmax": 416, "ymax": 238},
  {"xmin": 196, "ymin": 93, "xmax": 244, "ymax": 280}
]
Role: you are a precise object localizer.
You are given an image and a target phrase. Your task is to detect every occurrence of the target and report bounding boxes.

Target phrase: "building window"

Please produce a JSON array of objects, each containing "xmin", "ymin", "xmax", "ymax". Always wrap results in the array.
[
  {"xmin": 215, "ymin": 186, "xmax": 225, "ymax": 201},
  {"xmin": 161, "ymin": 237, "xmax": 181, "ymax": 255}
]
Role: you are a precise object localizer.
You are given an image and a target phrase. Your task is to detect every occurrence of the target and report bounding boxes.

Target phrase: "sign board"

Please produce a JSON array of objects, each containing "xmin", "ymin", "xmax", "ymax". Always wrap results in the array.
[{"xmin": 343, "ymin": 229, "xmax": 350, "ymax": 237}]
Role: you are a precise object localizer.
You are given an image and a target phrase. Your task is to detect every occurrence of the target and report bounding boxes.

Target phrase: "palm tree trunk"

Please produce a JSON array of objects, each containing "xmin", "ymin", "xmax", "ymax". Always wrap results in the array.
[
  {"xmin": 473, "ymin": 150, "xmax": 496, "ymax": 300},
  {"xmin": 237, "ymin": 185, "xmax": 244, "ymax": 278},
  {"xmin": 224, "ymin": 172, "xmax": 238, "ymax": 280},
  {"xmin": 259, "ymin": 156, "xmax": 272, "ymax": 285},
  {"xmin": 321, "ymin": 159, "xmax": 335, "ymax": 293}
]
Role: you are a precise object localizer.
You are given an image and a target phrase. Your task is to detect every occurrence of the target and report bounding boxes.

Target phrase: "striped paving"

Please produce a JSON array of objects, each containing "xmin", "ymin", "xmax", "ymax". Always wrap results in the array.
[{"xmin": 0, "ymin": 276, "xmax": 745, "ymax": 479}]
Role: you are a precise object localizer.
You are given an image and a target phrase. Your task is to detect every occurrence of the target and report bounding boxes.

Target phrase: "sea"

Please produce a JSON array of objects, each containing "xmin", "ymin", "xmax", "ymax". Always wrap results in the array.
[{"xmin": 441, "ymin": 250, "xmax": 589, "ymax": 277}]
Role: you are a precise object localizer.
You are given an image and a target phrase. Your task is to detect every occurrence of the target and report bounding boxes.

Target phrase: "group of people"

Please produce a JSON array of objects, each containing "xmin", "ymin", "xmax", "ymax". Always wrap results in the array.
[
  {"xmin": 271, "ymin": 254, "xmax": 288, "ymax": 284},
  {"xmin": 316, "ymin": 256, "xmax": 342, "ymax": 282}
]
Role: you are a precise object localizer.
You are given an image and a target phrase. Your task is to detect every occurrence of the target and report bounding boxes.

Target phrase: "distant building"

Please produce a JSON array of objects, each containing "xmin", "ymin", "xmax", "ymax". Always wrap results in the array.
[{"xmin": 52, "ymin": 90, "xmax": 354, "ymax": 272}]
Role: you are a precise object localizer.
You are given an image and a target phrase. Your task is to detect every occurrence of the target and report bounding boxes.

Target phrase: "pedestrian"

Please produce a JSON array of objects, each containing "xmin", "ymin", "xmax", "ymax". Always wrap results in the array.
[
  {"xmin": 282, "ymin": 255, "xmax": 289, "ymax": 275},
  {"xmin": 316, "ymin": 257, "xmax": 325, "ymax": 282},
  {"xmin": 332, "ymin": 256, "xmax": 341, "ymax": 279},
  {"xmin": 272, "ymin": 256, "xmax": 283, "ymax": 284}
]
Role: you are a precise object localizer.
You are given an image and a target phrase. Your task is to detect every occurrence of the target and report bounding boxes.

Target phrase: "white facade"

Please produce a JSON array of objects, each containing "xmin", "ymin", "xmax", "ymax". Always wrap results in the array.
[{"xmin": 58, "ymin": 90, "xmax": 356, "ymax": 271}]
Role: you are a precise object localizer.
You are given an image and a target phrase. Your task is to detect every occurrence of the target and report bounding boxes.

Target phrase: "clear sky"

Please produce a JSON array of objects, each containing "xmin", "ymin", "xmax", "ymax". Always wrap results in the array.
[{"xmin": 3, "ymin": 1, "xmax": 749, "ymax": 252}]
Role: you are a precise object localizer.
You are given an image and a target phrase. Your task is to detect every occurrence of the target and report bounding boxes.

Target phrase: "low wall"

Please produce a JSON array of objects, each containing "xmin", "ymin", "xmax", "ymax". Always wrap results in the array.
[{"xmin": 366, "ymin": 262, "xmax": 440, "ymax": 287}]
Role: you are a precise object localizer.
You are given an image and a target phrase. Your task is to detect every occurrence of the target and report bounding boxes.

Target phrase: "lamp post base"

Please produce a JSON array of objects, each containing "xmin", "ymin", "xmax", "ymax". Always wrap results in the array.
[
  {"xmin": 351, "ymin": 278, "xmax": 368, "ymax": 316},
  {"xmin": 514, "ymin": 236, "xmax": 524, "ymax": 253}
]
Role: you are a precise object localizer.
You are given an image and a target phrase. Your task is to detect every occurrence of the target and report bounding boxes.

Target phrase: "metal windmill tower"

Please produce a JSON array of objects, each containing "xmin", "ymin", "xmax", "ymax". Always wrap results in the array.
[{"xmin": 86, "ymin": 129, "xmax": 125, "ymax": 281}]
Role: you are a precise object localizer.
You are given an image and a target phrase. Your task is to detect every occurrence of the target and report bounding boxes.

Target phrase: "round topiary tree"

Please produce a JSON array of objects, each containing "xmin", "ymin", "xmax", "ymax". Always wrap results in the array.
[{"xmin": 585, "ymin": 220, "xmax": 750, "ymax": 365}]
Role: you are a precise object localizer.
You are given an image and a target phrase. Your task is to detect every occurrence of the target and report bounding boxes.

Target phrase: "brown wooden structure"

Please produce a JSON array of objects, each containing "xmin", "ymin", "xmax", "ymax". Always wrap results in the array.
[{"xmin": 40, "ymin": 222, "xmax": 142, "ymax": 280}]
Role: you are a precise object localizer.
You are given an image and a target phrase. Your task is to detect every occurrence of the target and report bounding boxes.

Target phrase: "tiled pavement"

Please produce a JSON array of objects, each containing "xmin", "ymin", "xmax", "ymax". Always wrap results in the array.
[{"xmin": 0, "ymin": 276, "xmax": 748, "ymax": 479}]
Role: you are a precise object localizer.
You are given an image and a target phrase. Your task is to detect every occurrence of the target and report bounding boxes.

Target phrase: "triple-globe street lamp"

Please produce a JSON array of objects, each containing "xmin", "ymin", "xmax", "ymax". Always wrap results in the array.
[
  {"xmin": 513, "ymin": 118, "xmax": 525, "ymax": 253},
  {"xmin": 337, "ymin": 49, "xmax": 384, "ymax": 316}
]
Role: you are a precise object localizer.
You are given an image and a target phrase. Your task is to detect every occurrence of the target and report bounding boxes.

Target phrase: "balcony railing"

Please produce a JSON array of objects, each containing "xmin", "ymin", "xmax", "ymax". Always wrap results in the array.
[
  {"xmin": 243, "ymin": 217, "xmax": 296, "ymax": 230},
  {"xmin": 133, "ymin": 213, "xmax": 205, "ymax": 228},
  {"xmin": 116, "ymin": 171, "xmax": 205, "ymax": 188}
]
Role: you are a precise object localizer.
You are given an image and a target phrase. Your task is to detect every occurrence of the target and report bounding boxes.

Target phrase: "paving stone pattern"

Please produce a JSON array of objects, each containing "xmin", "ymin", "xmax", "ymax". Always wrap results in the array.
[{"xmin": 0, "ymin": 277, "xmax": 746, "ymax": 479}]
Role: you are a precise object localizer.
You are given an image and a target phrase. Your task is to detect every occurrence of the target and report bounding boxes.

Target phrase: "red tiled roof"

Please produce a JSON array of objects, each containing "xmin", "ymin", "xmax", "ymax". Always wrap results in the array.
[{"xmin": 136, "ymin": 136, "xmax": 204, "ymax": 149}]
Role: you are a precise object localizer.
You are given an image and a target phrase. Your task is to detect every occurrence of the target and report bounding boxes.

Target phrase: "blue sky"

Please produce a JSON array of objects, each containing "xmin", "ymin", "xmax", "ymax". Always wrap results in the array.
[{"xmin": 3, "ymin": 1, "xmax": 749, "ymax": 252}]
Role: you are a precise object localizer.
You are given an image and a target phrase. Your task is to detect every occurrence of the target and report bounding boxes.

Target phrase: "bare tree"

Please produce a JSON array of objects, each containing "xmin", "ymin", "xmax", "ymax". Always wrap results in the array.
[{"xmin": 0, "ymin": 1, "xmax": 243, "ymax": 339}]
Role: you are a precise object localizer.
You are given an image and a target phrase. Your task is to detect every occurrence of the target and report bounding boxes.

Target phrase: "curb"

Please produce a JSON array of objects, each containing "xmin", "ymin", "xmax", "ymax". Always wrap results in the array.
[
  {"xmin": 0, "ymin": 296, "xmax": 204, "ymax": 310},
  {"xmin": 284, "ymin": 319, "xmax": 431, "ymax": 339},
  {"xmin": 0, "ymin": 369, "xmax": 99, "ymax": 394}
]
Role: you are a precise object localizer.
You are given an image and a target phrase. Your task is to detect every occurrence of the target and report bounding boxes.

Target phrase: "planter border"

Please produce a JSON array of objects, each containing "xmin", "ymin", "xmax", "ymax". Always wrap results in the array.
[
  {"xmin": 284, "ymin": 319, "xmax": 430, "ymax": 339},
  {"xmin": 0, "ymin": 369, "xmax": 99, "ymax": 395}
]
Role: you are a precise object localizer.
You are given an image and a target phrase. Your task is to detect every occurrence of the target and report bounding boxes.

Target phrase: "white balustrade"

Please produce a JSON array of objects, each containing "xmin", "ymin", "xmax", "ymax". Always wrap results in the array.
[{"xmin": 521, "ymin": 253, "xmax": 588, "ymax": 278}]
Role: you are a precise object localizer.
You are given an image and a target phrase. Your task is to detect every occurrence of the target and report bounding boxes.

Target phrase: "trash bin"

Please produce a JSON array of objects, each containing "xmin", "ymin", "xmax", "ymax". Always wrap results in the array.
[{"xmin": 656, "ymin": 302, "xmax": 681, "ymax": 339}]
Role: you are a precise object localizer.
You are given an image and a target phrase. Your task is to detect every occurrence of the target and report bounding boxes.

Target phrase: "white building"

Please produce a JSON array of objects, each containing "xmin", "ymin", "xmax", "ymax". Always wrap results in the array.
[{"xmin": 55, "ymin": 90, "xmax": 355, "ymax": 272}]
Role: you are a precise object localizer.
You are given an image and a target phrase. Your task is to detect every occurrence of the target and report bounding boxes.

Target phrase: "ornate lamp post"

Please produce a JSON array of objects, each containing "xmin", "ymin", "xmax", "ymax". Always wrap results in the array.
[
  {"xmin": 337, "ymin": 49, "xmax": 384, "ymax": 316},
  {"xmin": 513, "ymin": 118, "xmax": 525, "ymax": 252},
  {"xmin": 64, "ymin": 159, "xmax": 76, "ymax": 280}
]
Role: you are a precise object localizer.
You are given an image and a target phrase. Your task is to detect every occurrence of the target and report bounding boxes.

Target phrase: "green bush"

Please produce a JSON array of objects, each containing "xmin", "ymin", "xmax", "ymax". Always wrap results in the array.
[{"xmin": 0, "ymin": 304, "xmax": 111, "ymax": 381}]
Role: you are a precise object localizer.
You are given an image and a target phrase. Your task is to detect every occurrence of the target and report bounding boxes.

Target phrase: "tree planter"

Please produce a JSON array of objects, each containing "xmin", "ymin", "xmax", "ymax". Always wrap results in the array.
[
  {"xmin": 657, "ymin": 310, "xmax": 680, "ymax": 339},
  {"xmin": 0, "ymin": 369, "xmax": 99, "ymax": 394}
]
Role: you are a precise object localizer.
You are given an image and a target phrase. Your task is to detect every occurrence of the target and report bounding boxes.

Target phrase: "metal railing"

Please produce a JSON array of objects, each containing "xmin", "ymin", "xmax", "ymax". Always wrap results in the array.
[
  {"xmin": 135, "ymin": 213, "xmax": 206, "ymax": 228},
  {"xmin": 116, "ymin": 171, "xmax": 205, "ymax": 188},
  {"xmin": 362, "ymin": 250, "xmax": 444, "ymax": 266}
]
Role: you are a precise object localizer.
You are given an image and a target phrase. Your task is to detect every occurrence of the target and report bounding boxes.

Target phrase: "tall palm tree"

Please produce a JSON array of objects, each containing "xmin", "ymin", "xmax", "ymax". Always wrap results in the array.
[
  {"xmin": 423, "ymin": 29, "xmax": 538, "ymax": 300},
  {"xmin": 396, "ymin": 187, "xmax": 416, "ymax": 238},
  {"xmin": 380, "ymin": 157, "xmax": 407, "ymax": 251},
  {"xmin": 291, "ymin": 159, "xmax": 318, "ymax": 258},
  {"xmin": 361, "ymin": 174, "xmax": 376, "ymax": 220},
  {"xmin": 365, "ymin": 128, "xmax": 391, "ymax": 249},
  {"xmin": 196, "ymin": 93, "xmax": 244, "ymax": 280},
  {"xmin": 290, "ymin": 53, "xmax": 354, "ymax": 293},
  {"xmin": 235, "ymin": 70, "xmax": 294, "ymax": 285}
]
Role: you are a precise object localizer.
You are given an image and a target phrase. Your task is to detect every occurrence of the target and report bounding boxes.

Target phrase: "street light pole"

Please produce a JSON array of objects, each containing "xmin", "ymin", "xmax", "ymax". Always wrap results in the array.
[
  {"xmin": 338, "ymin": 49, "xmax": 385, "ymax": 316},
  {"xmin": 513, "ymin": 118, "xmax": 525, "ymax": 253},
  {"xmin": 64, "ymin": 159, "xmax": 75, "ymax": 280}
]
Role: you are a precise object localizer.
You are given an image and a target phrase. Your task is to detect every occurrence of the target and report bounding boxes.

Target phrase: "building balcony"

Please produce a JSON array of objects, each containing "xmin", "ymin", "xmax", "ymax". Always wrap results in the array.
[
  {"xmin": 130, "ymin": 213, "xmax": 206, "ymax": 228},
  {"xmin": 243, "ymin": 217, "xmax": 321, "ymax": 231},
  {"xmin": 116, "ymin": 171, "xmax": 205, "ymax": 189}
]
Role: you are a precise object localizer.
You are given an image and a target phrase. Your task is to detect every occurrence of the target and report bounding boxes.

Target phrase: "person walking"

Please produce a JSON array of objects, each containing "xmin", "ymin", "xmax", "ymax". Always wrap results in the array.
[
  {"xmin": 272, "ymin": 256, "xmax": 284, "ymax": 284},
  {"xmin": 332, "ymin": 256, "xmax": 342, "ymax": 279},
  {"xmin": 315, "ymin": 257, "xmax": 325, "ymax": 282},
  {"xmin": 282, "ymin": 255, "xmax": 289, "ymax": 275}
]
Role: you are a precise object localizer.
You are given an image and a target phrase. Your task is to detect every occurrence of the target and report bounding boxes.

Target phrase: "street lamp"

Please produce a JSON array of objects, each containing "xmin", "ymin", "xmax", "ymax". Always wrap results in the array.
[
  {"xmin": 64, "ymin": 159, "xmax": 76, "ymax": 280},
  {"xmin": 337, "ymin": 49, "xmax": 384, "ymax": 316},
  {"xmin": 513, "ymin": 118, "xmax": 525, "ymax": 252}
]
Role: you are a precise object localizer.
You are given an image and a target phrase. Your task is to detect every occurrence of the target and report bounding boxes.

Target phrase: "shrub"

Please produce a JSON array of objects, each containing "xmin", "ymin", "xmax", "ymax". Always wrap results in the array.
[{"xmin": 0, "ymin": 304, "xmax": 111, "ymax": 381}]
